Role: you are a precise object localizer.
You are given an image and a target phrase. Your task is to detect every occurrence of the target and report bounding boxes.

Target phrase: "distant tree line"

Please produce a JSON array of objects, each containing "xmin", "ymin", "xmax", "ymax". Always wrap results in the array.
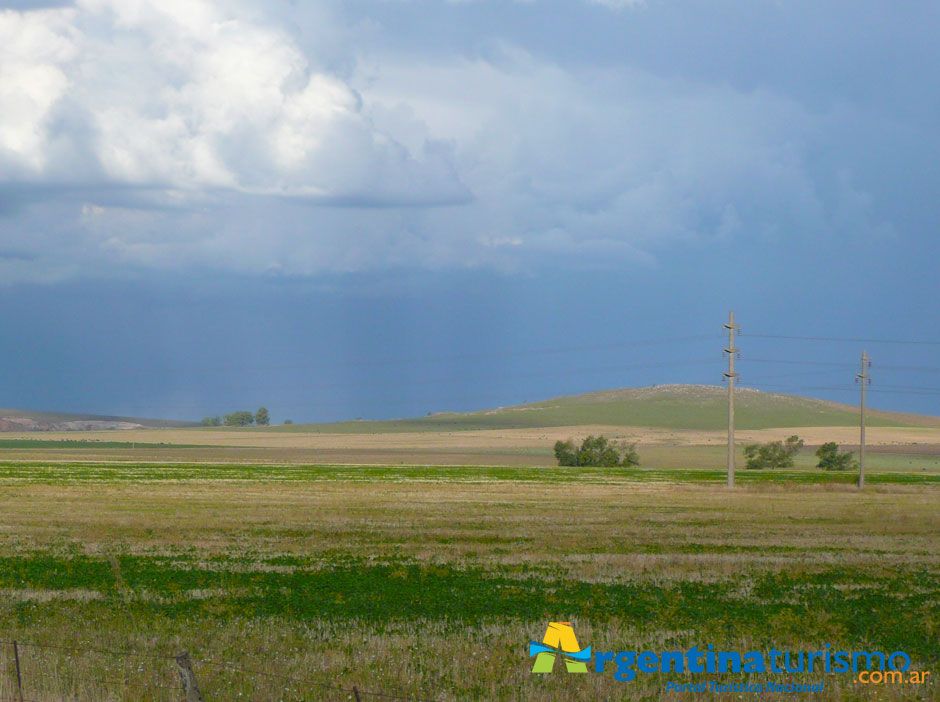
[
  {"xmin": 743, "ymin": 435, "xmax": 858, "ymax": 471},
  {"xmin": 201, "ymin": 407, "xmax": 270, "ymax": 427},
  {"xmin": 554, "ymin": 435, "xmax": 640, "ymax": 468}
]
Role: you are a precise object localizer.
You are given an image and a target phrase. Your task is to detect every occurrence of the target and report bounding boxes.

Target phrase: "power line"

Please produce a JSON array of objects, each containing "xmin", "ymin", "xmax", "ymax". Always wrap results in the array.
[
  {"xmin": 0, "ymin": 359, "xmax": 719, "ymax": 395},
  {"xmin": 870, "ymin": 383, "xmax": 940, "ymax": 392},
  {"xmin": 741, "ymin": 357, "xmax": 940, "ymax": 373},
  {"xmin": 2, "ymin": 359, "xmax": 720, "ymax": 417},
  {"xmin": 746, "ymin": 358, "xmax": 855, "ymax": 368},
  {"xmin": 741, "ymin": 333, "xmax": 940, "ymax": 346},
  {"xmin": 16, "ymin": 334, "xmax": 719, "ymax": 378},
  {"xmin": 741, "ymin": 369, "xmax": 852, "ymax": 382},
  {"xmin": 741, "ymin": 382, "xmax": 940, "ymax": 397},
  {"xmin": 881, "ymin": 364, "xmax": 940, "ymax": 373}
]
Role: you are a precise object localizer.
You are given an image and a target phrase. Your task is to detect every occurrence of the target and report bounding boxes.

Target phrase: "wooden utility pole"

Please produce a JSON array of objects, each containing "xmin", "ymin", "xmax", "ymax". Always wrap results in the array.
[
  {"xmin": 857, "ymin": 350, "xmax": 871, "ymax": 488},
  {"xmin": 724, "ymin": 311, "xmax": 740, "ymax": 487},
  {"xmin": 12, "ymin": 641, "xmax": 24, "ymax": 702},
  {"xmin": 175, "ymin": 652, "xmax": 204, "ymax": 702}
]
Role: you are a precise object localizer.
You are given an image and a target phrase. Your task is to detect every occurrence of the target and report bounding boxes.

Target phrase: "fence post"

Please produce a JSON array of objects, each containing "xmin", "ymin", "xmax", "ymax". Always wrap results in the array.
[
  {"xmin": 12, "ymin": 641, "xmax": 24, "ymax": 702},
  {"xmin": 175, "ymin": 651, "xmax": 204, "ymax": 702},
  {"xmin": 353, "ymin": 685, "xmax": 362, "ymax": 702}
]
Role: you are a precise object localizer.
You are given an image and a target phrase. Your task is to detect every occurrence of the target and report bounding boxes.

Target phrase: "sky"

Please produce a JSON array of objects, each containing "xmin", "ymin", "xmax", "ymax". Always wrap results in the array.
[{"xmin": 1, "ymin": 0, "xmax": 938, "ymax": 422}]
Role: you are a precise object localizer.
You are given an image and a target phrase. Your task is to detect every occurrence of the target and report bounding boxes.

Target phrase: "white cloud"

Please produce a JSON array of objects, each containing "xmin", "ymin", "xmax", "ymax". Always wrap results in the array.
[
  {"xmin": 0, "ymin": 0, "xmax": 897, "ymax": 282},
  {"xmin": 0, "ymin": 8, "xmax": 76, "ymax": 175},
  {"xmin": 0, "ymin": 0, "xmax": 466, "ymax": 203}
]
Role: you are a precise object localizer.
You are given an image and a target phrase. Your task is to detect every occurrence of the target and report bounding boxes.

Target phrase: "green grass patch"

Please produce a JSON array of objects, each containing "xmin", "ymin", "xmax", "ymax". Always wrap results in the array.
[
  {"xmin": 2, "ymin": 555, "xmax": 937, "ymax": 662},
  {"xmin": 0, "ymin": 460, "xmax": 936, "ymax": 485}
]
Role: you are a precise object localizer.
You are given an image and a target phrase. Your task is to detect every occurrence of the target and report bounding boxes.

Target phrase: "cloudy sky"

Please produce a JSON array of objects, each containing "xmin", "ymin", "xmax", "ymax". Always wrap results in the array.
[{"xmin": 1, "ymin": 0, "xmax": 938, "ymax": 421}]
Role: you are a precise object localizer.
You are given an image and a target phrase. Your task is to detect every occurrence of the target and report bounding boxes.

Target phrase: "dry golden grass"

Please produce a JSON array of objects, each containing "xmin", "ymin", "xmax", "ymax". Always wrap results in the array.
[
  {"xmin": 3, "ymin": 481, "xmax": 936, "ymax": 575},
  {"xmin": 7, "ymin": 423, "xmax": 940, "ymax": 447},
  {"xmin": 2, "ymin": 423, "xmax": 939, "ymax": 467}
]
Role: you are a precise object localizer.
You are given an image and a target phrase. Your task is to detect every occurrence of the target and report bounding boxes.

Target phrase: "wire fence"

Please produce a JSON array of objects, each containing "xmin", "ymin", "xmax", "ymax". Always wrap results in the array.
[{"xmin": 0, "ymin": 639, "xmax": 438, "ymax": 702}]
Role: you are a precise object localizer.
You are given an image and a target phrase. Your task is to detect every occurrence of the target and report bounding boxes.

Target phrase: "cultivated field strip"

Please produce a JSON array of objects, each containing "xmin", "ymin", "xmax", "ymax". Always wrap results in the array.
[{"xmin": 0, "ymin": 461, "xmax": 937, "ymax": 485}]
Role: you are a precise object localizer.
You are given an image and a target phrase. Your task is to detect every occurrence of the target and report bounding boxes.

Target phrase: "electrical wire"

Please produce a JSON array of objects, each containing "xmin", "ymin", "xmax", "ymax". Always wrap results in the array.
[{"xmin": 741, "ymin": 333, "xmax": 940, "ymax": 346}]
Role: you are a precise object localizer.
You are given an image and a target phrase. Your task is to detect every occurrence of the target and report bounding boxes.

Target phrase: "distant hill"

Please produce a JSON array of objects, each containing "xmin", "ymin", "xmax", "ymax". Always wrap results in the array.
[
  {"xmin": 0, "ymin": 409, "xmax": 198, "ymax": 432},
  {"xmin": 265, "ymin": 385, "xmax": 940, "ymax": 433}
]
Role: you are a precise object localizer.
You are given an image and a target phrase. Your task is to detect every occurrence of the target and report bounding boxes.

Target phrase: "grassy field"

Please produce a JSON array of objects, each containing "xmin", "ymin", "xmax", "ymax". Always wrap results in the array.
[
  {"xmin": 3, "ymin": 385, "xmax": 939, "ymax": 468},
  {"xmin": 0, "ymin": 440, "xmax": 937, "ymax": 475},
  {"xmin": 0, "ymin": 387, "xmax": 937, "ymax": 700},
  {"xmin": 0, "ymin": 464, "xmax": 937, "ymax": 701}
]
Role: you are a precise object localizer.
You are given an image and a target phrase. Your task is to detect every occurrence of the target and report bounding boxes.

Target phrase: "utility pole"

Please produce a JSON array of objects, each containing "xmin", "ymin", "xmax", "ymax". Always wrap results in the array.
[
  {"xmin": 857, "ymin": 350, "xmax": 871, "ymax": 488},
  {"xmin": 724, "ymin": 311, "xmax": 740, "ymax": 487}
]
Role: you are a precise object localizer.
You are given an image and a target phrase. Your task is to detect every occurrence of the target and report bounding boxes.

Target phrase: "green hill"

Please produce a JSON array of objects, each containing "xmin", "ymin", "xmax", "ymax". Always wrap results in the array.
[{"xmin": 262, "ymin": 384, "xmax": 940, "ymax": 434}]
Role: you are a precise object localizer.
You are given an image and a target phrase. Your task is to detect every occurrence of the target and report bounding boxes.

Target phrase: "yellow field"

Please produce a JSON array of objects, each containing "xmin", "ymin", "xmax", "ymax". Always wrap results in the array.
[{"xmin": 2, "ymin": 423, "xmax": 939, "ymax": 467}]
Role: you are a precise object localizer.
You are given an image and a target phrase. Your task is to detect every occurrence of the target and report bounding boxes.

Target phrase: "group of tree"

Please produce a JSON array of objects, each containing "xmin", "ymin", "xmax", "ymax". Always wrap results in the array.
[
  {"xmin": 743, "ymin": 435, "xmax": 858, "ymax": 471},
  {"xmin": 554, "ymin": 435, "xmax": 640, "ymax": 467},
  {"xmin": 815, "ymin": 442, "xmax": 857, "ymax": 471},
  {"xmin": 201, "ymin": 407, "xmax": 270, "ymax": 427},
  {"xmin": 743, "ymin": 435, "xmax": 804, "ymax": 470}
]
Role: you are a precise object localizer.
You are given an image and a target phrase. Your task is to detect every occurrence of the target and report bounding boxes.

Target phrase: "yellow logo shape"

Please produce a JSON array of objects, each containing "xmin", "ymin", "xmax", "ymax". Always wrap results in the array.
[{"xmin": 530, "ymin": 622, "xmax": 589, "ymax": 673}]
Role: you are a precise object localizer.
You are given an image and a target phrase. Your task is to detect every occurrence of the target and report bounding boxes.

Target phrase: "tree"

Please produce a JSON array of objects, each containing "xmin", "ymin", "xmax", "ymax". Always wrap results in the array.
[
  {"xmin": 619, "ymin": 442, "xmax": 640, "ymax": 467},
  {"xmin": 223, "ymin": 411, "xmax": 255, "ymax": 427},
  {"xmin": 577, "ymin": 435, "xmax": 622, "ymax": 467},
  {"xmin": 743, "ymin": 435, "xmax": 804, "ymax": 470},
  {"xmin": 816, "ymin": 442, "xmax": 856, "ymax": 471},
  {"xmin": 255, "ymin": 407, "xmax": 270, "ymax": 426},
  {"xmin": 284, "ymin": 419, "xmax": 293, "ymax": 425},
  {"xmin": 553, "ymin": 440, "xmax": 577, "ymax": 466},
  {"xmin": 554, "ymin": 436, "xmax": 640, "ymax": 467},
  {"xmin": 201, "ymin": 416, "xmax": 221, "ymax": 427}
]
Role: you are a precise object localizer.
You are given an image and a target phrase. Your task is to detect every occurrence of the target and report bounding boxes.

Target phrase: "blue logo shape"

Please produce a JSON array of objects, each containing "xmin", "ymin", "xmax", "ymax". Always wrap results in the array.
[{"xmin": 528, "ymin": 641, "xmax": 592, "ymax": 662}]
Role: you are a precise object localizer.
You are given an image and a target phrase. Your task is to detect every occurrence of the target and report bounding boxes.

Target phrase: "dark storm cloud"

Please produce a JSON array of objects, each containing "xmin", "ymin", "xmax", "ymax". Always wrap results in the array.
[{"xmin": 0, "ymin": 2, "xmax": 937, "ymax": 424}]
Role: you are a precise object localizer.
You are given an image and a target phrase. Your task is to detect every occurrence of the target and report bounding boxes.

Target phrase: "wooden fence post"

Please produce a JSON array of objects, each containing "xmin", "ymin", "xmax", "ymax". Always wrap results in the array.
[
  {"xmin": 175, "ymin": 651, "xmax": 204, "ymax": 702},
  {"xmin": 12, "ymin": 641, "xmax": 24, "ymax": 702},
  {"xmin": 353, "ymin": 685, "xmax": 362, "ymax": 702}
]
